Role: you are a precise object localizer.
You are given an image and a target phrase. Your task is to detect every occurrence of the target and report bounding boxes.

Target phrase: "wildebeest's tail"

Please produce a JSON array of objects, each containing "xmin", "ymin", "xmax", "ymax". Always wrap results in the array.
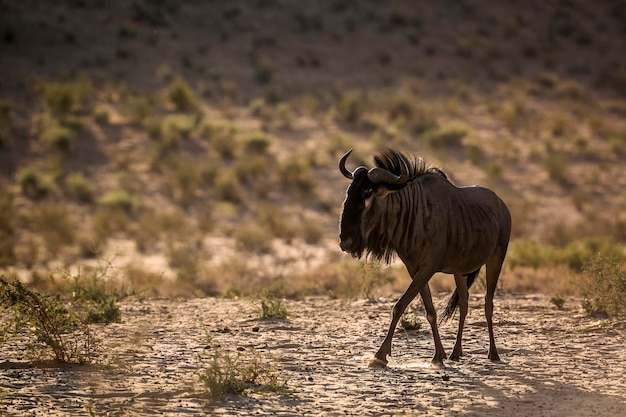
[{"xmin": 439, "ymin": 269, "xmax": 481, "ymax": 323}]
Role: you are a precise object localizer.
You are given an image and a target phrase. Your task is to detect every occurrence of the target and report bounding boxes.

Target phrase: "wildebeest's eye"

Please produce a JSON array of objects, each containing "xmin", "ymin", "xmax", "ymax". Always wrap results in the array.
[{"xmin": 363, "ymin": 188, "xmax": 375, "ymax": 199}]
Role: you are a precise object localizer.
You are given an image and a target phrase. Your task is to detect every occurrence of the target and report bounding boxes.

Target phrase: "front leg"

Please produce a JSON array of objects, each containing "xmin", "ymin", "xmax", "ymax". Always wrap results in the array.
[
  {"xmin": 370, "ymin": 269, "xmax": 435, "ymax": 368},
  {"xmin": 420, "ymin": 284, "xmax": 447, "ymax": 367}
]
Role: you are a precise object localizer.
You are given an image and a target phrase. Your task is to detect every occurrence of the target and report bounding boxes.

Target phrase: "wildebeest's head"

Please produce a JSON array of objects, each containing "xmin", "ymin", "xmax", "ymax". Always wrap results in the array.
[{"xmin": 338, "ymin": 149, "xmax": 409, "ymax": 258}]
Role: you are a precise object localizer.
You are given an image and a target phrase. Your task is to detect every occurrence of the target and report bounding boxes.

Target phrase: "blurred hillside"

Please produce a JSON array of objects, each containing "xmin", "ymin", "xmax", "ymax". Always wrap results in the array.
[{"xmin": 1, "ymin": 0, "xmax": 625, "ymax": 296}]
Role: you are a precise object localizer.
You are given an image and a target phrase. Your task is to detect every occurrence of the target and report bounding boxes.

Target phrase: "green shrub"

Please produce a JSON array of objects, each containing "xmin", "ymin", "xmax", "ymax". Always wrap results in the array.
[
  {"xmin": 161, "ymin": 114, "xmax": 196, "ymax": 144},
  {"xmin": 60, "ymin": 261, "xmax": 123, "ymax": 324},
  {"xmin": 198, "ymin": 336, "xmax": 288, "ymax": 397},
  {"xmin": 580, "ymin": 255, "xmax": 626, "ymax": 317},
  {"xmin": 549, "ymin": 294, "xmax": 566, "ymax": 309},
  {"xmin": 15, "ymin": 166, "xmax": 51, "ymax": 199},
  {"xmin": 0, "ymin": 276, "xmax": 96, "ymax": 363},
  {"xmin": 39, "ymin": 78, "xmax": 93, "ymax": 116},
  {"xmin": 65, "ymin": 172, "xmax": 96, "ymax": 204},
  {"xmin": 256, "ymin": 289, "xmax": 289, "ymax": 319},
  {"xmin": 167, "ymin": 243, "xmax": 202, "ymax": 285},
  {"xmin": 168, "ymin": 154, "xmax": 199, "ymax": 206},
  {"xmin": 41, "ymin": 125, "xmax": 74, "ymax": 151},
  {"xmin": 198, "ymin": 119, "xmax": 239, "ymax": 158},
  {"xmin": 336, "ymin": 90, "xmax": 366, "ymax": 123},
  {"xmin": 544, "ymin": 153, "xmax": 569, "ymax": 183},
  {"xmin": 166, "ymin": 77, "xmax": 197, "ymax": 111},
  {"xmin": 99, "ymin": 189, "xmax": 136, "ymax": 213},
  {"xmin": 125, "ymin": 96, "xmax": 153, "ymax": 125},
  {"xmin": 400, "ymin": 308, "xmax": 422, "ymax": 330},
  {"xmin": 244, "ymin": 133, "xmax": 273, "ymax": 154},
  {"xmin": 233, "ymin": 156, "xmax": 269, "ymax": 184},
  {"xmin": 278, "ymin": 155, "xmax": 315, "ymax": 194},
  {"xmin": 215, "ymin": 173, "xmax": 243, "ymax": 203},
  {"xmin": 507, "ymin": 237, "xmax": 624, "ymax": 272},
  {"xmin": 93, "ymin": 105, "xmax": 110, "ymax": 124},
  {"xmin": 422, "ymin": 125, "xmax": 468, "ymax": 148}
]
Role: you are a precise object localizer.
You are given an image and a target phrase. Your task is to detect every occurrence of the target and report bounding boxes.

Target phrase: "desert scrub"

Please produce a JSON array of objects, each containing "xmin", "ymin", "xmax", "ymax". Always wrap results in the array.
[
  {"xmin": 256, "ymin": 290, "xmax": 289, "ymax": 319},
  {"xmin": 198, "ymin": 336, "xmax": 288, "ymax": 397},
  {"xmin": 16, "ymin": 166, "xmax": 51, "ymax": 200},
  {"xmin": 166, "ymin": 77, "xmax": 197, "ymax": 111},
  {"xmin": 0, "ymin": 276, "xmax": 97, "ymax": 363},
  {"xmin": 421, "ymin": 124, "xmax": 468, "ymax": 148},
  {"xmin": 278, "ymin": 154, "xmax": 315, "ymax": 195},
  {"xmin": 65, "ymin": 172, "xmax": 96, "ymax": 204},
  {"xmin": 56, "ymin": 260, "xmax": 124, "ymax": 324},
  {"xmin": 99, "ymin": 189, "xmax": 137, "ymax": 213},
  {"xmin": 38, "ymin": 77, "xmax": 93, "ymax": 116},
  {"xmin": 335, "ymin": 90, "xmax": 367, "ymax": 123},
  {"xmin": 400, "ymin": 307, "xmax": 422, "ymax": 331},
  {"xmin": 40, "ymin": 124, "xmax": 74, "ymax": 151},
  {"xmin": 549, "ymin": 294, "xmax": 566, "ymax": 309},
  {"xmin": 580, "ymin": 255, "xmax": 626, "ymax": 317}
]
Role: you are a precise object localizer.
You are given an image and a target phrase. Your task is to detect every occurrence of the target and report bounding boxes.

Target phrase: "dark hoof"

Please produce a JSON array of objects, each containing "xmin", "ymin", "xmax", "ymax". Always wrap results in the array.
[{"xmin": 488, "ymin": 352, "xmax": 501, "ymax": 362}]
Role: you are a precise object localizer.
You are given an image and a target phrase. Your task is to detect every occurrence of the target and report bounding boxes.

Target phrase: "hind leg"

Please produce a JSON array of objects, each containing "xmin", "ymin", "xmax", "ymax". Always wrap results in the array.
[
  {"xmin": 449, "ymin": 273, "xmax": 468, "ymax": 361},
  {"xmin": 485, "ymin": 249, "xmax": 506, "ymax": 361},
  {"xmin": 420, "ymin": 284, "xmax": 446, "ymax": 366}
]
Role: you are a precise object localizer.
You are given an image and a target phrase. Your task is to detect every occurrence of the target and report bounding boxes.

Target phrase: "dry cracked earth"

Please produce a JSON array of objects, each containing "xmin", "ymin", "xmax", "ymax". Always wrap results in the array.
[{"xmin": 1, "ymin": 294, "xmax": 625, "ymax": 416}]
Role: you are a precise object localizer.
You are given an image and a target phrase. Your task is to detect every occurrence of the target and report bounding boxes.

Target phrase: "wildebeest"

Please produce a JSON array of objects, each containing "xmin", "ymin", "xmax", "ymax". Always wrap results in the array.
[{"xmin": 338, "ymin": 149, "xmax": 511, "ymax": 367}]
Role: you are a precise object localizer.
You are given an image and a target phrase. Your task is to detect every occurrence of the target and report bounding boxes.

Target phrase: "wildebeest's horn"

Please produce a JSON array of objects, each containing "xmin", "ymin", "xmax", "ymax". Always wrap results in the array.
[
  {"xmin": 339, "ymin": 149, "xmax": 355, "ymax": 179},
  {"xmin": 368, "ymin": 158, "xmax": 409, "ymax": 185}
]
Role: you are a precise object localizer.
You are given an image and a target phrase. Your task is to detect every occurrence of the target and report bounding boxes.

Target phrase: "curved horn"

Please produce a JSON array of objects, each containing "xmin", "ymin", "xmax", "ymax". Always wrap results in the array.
[
  {"xmin": 339, "ymin": 149, "xmax": 355, "ymax": 179},
  {"xmin": 367, "ymin": 157, "xmax": 409, "ymax": 185}
]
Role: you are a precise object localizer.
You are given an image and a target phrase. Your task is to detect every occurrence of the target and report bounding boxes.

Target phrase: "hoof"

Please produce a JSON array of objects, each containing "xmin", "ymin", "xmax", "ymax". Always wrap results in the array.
[
  {"xmin": 430, "ymin": 360, "xmax": 445, "ymax": 369},
  {"xmin": 488, "ymin": 353, "xmax": 501, "ymax": 362},
  {"xmin": 368, "ymin": 358, "xmax": 388, "ymax": 368},
  {"xmin": 449, "ymin": 354, "xmax": 461, "ymax": 362}
]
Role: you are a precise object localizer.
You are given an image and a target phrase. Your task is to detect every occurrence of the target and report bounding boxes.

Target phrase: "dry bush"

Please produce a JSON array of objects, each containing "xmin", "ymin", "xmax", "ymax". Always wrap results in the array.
[
  {"xmin": 65, "ymin": 172, "xmax": 96, "ymax": 204},
  {"xmin": 165, "ymin": 77, "xmax": 197, "ymax": 111},
  {"xmin": 0, "ymin": 276, "xmax": 99, "ymax": 364},
  {"xmin": 198, "ymin": 336, "xmax": 288, "ymax": 398},
  {"xmin": 16, "ymin": 165, "xmax": 53, "ymax": 199},
  {"xmin": 580, "ymin": 255, "xmax": 626, "ymax": 317},
  {"xmin": 38, "ymin": 78, "xmax": 93, "ymax": 116}
]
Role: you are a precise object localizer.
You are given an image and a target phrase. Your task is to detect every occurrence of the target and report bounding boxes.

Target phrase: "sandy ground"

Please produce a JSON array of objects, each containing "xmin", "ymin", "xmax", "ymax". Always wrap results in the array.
[{"xmin": 1, "ymin": 294, "xmax": 625, "ymax": 417}]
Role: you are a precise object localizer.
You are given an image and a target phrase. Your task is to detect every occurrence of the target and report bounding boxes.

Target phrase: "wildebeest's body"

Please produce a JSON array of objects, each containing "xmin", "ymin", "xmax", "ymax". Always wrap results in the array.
[{"xmin": 339, "ymin": 149, "xmax": 511, "ymax": 366}]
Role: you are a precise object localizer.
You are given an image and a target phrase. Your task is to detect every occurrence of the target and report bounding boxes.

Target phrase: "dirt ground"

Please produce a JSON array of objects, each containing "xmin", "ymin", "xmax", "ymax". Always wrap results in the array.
[{"xmin": 1, "ymin": 294, "xmax": 625, "ymax": 417}]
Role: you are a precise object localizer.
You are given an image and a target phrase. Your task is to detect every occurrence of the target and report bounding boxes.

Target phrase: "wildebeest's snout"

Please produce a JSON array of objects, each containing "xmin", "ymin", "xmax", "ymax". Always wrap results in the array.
[{"xmin": 339, "ymin": 237, "xmax": 353, "ymax": 252}]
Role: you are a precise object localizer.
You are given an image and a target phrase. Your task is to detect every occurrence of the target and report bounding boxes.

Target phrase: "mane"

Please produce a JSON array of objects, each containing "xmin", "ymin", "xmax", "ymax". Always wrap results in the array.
[
  {"xmin": 363, "ymin": 149, "xmax": 450, "ymax": 264},
  {"xmin": 372, "ymin": 149, "xmax": 449, "ymax": 184}
]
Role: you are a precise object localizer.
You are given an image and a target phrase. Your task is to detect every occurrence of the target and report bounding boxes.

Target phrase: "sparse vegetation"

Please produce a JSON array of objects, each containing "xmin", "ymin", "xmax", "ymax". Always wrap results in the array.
[
  {"xmin": 0, "ymin": 276, "xmax": 97, "ymax": 363},
  {"xmin": 256, "ymin": 290, "xmax": 289, "ymax": 319},
  {"xmin": 400, "ymin": 307, "xmax": 423, "ymax": 330},
  {"xmin": 549, "ymin": 294, "xmax": 566, "ymax": 309},
  {"xmin": 198, "ymin": 335, "xmax": 288, "ymax": 397},
  {"xmin": 580, "ymin": 255, "xmax": 626, "ymax": 317}
]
